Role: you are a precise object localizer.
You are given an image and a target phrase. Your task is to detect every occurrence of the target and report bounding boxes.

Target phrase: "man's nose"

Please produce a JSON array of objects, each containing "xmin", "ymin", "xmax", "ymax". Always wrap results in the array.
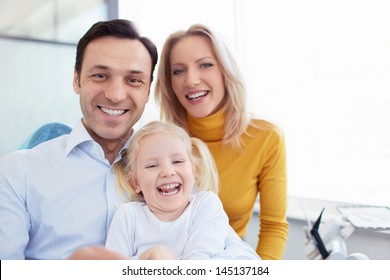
[{"xmin": 105, "ymin": 79, "xmax": 127, "ymax": 103}]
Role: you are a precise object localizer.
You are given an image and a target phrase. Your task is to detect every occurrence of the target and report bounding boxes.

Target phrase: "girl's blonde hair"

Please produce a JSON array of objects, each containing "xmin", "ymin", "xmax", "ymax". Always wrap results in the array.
[
  {"xmin": 115, "ymin": 121, "xmax": 219, "ymax": 201},
  {"xmin": 155, "ymin": 24, "xmax": 250, "ymax": 150}
]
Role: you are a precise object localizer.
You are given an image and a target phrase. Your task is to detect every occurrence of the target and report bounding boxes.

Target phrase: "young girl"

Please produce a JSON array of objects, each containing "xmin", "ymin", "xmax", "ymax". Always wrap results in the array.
[{"xmin": 105, "ymin": 121, "xmax": 254, "ymax": 259}]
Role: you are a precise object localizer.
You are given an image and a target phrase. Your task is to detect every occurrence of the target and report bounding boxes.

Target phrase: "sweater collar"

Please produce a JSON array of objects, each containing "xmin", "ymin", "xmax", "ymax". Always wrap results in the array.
[{"xmin": 187, "ymin": 109, "xmax": 226, "ymax": 142}]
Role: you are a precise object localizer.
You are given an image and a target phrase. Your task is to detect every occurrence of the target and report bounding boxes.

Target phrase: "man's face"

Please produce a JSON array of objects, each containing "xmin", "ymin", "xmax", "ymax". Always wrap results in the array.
[{"xmin": 73, "ymin": 36, "xmax": 152, "ymax": 146}]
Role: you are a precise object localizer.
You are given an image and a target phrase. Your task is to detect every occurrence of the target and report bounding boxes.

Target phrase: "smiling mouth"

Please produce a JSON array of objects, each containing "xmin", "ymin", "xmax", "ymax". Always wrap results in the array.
[
  {"xmin": 98, "ymin": 106, "xmax": 128, "ymax": 116},
  {"xmin": 157, "ymin": 183, "xmax": 181, "ymax": 196},
  {"xmin": 186, "ymin": 91, "xmax": 209, "ymax": 101}
]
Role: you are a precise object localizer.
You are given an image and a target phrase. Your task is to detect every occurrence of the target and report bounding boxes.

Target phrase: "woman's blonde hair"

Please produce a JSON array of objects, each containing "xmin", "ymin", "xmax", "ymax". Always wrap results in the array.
[
  {"xmin": 115, "ymin": 121, "xmax": 219, "ymax": 201},
  {"xmin": 155, "ymin": 24, "xmax": 250, "ymax": 150}
]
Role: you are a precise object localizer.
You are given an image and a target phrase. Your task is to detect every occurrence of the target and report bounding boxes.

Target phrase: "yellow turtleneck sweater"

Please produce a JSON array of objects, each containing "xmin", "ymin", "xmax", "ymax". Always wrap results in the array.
[{"xmin": 187, "ymin": 109, "xmax": 288, "ymax": 260}]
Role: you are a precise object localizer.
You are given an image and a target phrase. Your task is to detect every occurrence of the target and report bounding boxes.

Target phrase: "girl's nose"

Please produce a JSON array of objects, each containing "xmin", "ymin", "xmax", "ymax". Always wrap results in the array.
[{"xmin": 159, "ymin": 164, "xmax": 175, "ymax": 177}]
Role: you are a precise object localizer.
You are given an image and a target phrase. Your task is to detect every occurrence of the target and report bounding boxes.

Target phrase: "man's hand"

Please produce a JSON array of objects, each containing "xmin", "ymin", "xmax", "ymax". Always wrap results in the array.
[{"xmin": 67, "ymin": 245, "xmax": 128, "ymax": 260}]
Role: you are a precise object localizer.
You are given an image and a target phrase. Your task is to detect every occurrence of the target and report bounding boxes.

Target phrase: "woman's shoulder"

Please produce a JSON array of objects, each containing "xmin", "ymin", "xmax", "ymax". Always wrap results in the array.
[{"xmin": 248, "ymin": 118, "xmax": 284, "ymax": 138}]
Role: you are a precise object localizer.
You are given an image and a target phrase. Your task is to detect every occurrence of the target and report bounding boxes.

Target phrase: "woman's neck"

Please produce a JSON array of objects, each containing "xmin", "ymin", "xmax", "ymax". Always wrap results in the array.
[{"xmin": 187, "ymin": 108, "xmax": 226, "ymax": 142}]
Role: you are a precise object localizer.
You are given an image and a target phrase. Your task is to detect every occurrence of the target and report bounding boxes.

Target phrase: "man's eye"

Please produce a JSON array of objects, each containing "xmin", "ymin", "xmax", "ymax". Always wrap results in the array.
[
  {"xmin": 128, "ymin": 78, "xmax": 141, "ymax": 84},
  {"xmin": 93, "ymin": 73, "xmax": 106, "ymax": 79}
]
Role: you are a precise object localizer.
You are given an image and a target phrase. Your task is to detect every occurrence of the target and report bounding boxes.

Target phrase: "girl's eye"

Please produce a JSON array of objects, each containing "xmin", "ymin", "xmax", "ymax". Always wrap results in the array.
[
  {"xmin": 145, "ymin": 164, "xmax": 158, "ymax": 169},
  {"xmin": 173, "ymin": 160, "xmax": 184, "ymax": 164}
]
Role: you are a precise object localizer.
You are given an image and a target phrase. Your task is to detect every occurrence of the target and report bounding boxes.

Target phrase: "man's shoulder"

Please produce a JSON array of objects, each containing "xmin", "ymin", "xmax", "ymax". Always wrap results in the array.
[
  {"xmin": 23, "ymin": 135, "xmax": 69, "ymax": 158},
  {"xmin": 0, "ymin": 135, "xmax": 69, "ymax": 168}
]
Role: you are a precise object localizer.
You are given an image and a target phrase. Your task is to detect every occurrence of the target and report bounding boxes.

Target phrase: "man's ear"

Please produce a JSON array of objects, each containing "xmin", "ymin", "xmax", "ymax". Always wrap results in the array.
[
  {"xmin": 145, "ymin": 87, "xmax": 151, "ymax": 102},
  {"xmin": 128, "ymin": 172, "xmax": 141, "ymax": 193},
  {"xmin": 73, "ymin": 69, "xmax": 81, "ymax": 94}
]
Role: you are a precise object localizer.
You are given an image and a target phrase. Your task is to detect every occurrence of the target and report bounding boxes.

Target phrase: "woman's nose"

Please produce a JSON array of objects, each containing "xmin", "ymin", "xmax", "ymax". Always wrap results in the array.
[{"xmin": 185, "ymin": 68, "xmax": 200, "ymax": 87}]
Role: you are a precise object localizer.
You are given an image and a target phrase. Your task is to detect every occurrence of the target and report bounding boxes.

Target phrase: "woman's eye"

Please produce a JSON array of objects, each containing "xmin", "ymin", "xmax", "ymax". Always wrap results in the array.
[
  {"xmin": 200, "ymin": 63, "xmax": 213, "ymax": 69},
  {"xmin": 172, "ymin": 68, "xmax": 184, "ymax": 75}
]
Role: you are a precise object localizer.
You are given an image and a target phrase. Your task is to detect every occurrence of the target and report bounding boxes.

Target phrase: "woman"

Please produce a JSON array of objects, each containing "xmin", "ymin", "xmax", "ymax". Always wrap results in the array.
[{"xmin": 155, "ymin": 24, "xmax": 288, "ymax": 260}]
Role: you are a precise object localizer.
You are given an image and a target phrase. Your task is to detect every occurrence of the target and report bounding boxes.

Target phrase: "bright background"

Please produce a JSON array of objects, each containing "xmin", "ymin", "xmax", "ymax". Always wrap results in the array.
[
  {"xmin": 1, "ymin": 0, "xmax": 389, "ymax": 208},
  {"xmin": 119, "ymin": 0, "xmax": 390, "ymax": 207}
]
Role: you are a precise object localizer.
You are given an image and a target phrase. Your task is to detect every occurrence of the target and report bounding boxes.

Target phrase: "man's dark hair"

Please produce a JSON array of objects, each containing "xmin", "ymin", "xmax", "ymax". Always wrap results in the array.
[{"xmin": 75, "ymin": 19, "xmax": 158, "ymax": 83}]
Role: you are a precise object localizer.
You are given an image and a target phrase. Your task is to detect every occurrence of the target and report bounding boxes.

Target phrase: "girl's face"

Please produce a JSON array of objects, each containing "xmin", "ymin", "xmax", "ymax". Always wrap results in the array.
[
  {"xmin": 170, "ymin": 35, "xmax": 226, "ymax": 118},
  {"xmin": 132, "ymin": 133, "xmax": 195, "ymax": 221}
]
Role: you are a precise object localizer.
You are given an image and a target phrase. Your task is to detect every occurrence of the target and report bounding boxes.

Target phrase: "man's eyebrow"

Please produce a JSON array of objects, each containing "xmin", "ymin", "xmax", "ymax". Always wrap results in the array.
[
  {"xmin": 88, "ymin": 65, "xmax": 110, "ymax": 71},
  {"xmin": 87, "ymin": 66, "xmax": 148, "ymax": 77},
  {"xmin": 127, "ymin": 69, "xmax": 147, "ymax": 75}
]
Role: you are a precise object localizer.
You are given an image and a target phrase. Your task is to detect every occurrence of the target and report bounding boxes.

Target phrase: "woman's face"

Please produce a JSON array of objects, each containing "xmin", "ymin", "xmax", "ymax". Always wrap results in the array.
[{"xmin": 170, "ymin": 35, "xmax": 226, "ymax": 118}]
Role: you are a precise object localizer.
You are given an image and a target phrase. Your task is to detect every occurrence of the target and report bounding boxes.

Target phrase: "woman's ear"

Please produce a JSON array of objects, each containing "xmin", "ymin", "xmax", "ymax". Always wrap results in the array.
[{"xmin": 128, "ymin": 172, "xmax": 141, "ymax": 193}]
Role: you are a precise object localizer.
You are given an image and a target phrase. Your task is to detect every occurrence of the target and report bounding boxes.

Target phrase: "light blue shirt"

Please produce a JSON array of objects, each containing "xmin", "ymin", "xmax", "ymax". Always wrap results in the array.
[
  {"xmin": 0, "ymin": 120, "xmax": 129, "ymax": 259},
  {"xmin": 0, "ymin": 120, "xmax": 260, "ymax": 260}
]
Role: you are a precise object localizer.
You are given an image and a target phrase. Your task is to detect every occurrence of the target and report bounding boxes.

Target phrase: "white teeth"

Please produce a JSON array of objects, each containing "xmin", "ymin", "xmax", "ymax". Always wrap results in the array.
[
  {"xmin": 100, "ymin": 107, "xmax": 126, "ymax": 116},
  {"xmin": 187, "ymin": 91, "xmax": 208, "ymax": 100},
  {"xmin": 160, "ymin": 188, "xmax": 179, "ymax": 196},
  {"xmin": 158, "ymin": 183, "xmax": 179, "ymax": 190},
  {"xmin": 157, "ymin": 183, "xmax": 180, "ymax": 196}
]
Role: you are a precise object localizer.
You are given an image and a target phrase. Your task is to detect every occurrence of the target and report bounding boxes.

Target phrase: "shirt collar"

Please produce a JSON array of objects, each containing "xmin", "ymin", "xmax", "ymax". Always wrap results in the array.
[
  {"xmin": 65, "ymin": 119, "xmax": 93, "ymax": 156},
  {"xmin": 65, "ymin": 119, "xmax": 131, "ymax": 163}
]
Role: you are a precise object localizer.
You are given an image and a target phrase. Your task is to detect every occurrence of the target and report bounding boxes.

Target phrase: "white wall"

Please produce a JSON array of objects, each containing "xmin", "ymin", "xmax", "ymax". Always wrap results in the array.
[{"xmin": 0, "ymin": 38, "xmax": 81, "ymax": 156}]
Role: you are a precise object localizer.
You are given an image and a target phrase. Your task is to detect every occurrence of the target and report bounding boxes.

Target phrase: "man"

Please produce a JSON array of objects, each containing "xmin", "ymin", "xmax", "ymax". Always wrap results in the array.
[{"xmin": 0, "ymin": 19, "xmax": 259, "ymax": 260}]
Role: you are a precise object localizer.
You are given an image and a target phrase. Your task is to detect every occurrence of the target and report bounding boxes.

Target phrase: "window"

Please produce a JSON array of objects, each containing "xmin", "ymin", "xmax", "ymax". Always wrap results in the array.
[
  {"xmin": 0, "ymin": 0, "xmax": 110, "ymax": 156},
  {"xmin": 120, "ymin": 0, "xmax": 390, "ymax": 207},
  {"xmin": 0, "ymin": 0, "xmax": 107, "ymax": 43},
  {"xmin": 241, "ymin": 0, "xmax": 390, "ymax": 206}
]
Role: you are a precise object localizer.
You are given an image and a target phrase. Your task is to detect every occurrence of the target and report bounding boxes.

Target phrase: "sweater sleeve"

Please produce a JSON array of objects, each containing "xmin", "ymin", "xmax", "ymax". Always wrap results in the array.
[{"xmin": 257, "ymin": 127, "xmax": 289, "ymax": 260}]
